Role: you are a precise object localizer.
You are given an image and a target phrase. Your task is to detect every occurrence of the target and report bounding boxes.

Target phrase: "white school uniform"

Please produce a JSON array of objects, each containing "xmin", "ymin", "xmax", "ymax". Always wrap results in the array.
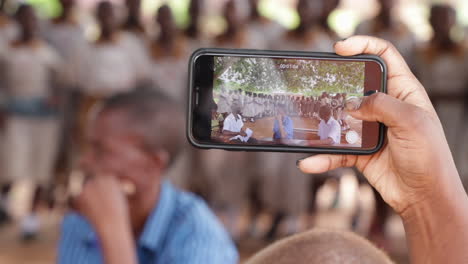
[
  {"xmin": 242, "ymin": 95, "xmax": 256, "ymax": 118},
  {"xmin": 44, "ymin": 21, "xmax": 89, "ymax": 88},
  {"xmin": 82, "ymin": 39, "xmax": 140, "ymax": 97},
  {"xmin": 217, "ymin": 91, "xmax": 231, "ymax": 114},
  {"xmin": 415, "ymin": 45, "xmax": 468, "ymax": 180},
  {"xmin": 223, "ymin": 113, "xmax": 244, "ymax": 133},
  {"xmin": 0, "ymin": 42, "xmax": 62, "ymax": 186},
  {"xmin": 119, "ymin": 31, "xmax": 152, "ymax": 85},
  {"xmin": 318, "ymin": 117, "xmax": 341, "ymax": 144},
  {"xmin": 149, "ymin": 54, "xmax": 188, "ymax": 102}
]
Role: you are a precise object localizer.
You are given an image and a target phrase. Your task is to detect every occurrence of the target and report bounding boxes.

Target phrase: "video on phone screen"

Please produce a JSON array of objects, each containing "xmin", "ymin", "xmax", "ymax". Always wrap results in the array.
[{"xmin": 211, "ymin": 57, "xmax": 365, "ymax": 148}]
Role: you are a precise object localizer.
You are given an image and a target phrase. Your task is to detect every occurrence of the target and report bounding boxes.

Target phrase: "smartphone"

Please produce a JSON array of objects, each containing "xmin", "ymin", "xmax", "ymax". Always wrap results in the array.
[{"xmin": 187, "ymin": 48, "xmax": 387, "ymax": 155}]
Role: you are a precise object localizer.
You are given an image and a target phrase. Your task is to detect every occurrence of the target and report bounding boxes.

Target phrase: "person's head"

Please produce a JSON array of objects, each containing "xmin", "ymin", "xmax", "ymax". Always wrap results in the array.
[
  {"xmin": 297, "ymin": 0, "xmax": 322, "ymax": 29},
  {"xmin": 15, "ymin": 4, "xmax": 38, "ymax": 41},
  {"xmin": 186, "ymin": 0, "xmax": 203, "ymax": 38},
  {"xmin": 97, "ymin": 1, "xmax": 116, "ymax": 37},
  {"xmin": 123, "ymin": 0, "xmax": 144, "ymax": 32},
  {"xmin": 319, "ymin": 104, "xmax": 332, "ymax": 121},
  {"xmin": 59, "ymin": 0, "xmax": 75, "ymax": 16},
  {"xmin": 249, "ymin": 0, "xmax": 260, "ymax": 20},
  {"xmin": 0, "ymin": 0, "xmax": 5, "ymax": 14},
  {"xmin": 430, "ymin": 4, "xmax": 456, "ymax": 39},
  {"xmin": 277, "ymin": 104, "xmax": 287, "ymax": 117},
  {"xmin": 246, "ymin": 229, "xmax": 394, "ymax": 264},
  {"xmin": 125, "ymin": 0, "xmax": 141, "ymax": 18},
  {"xmin": 188, "ymin": 0, "xmax": 203, "ymax": 22},
  {"xmin": 231, "ymin": 104, "xmax": 241, "ymax": 115},
  {"xmin": 82, "ymin": 87, "xmax": 184, "ymax": 201},
  {"xmin": 156, "ymin": 5, "xmax": 176, "ymax": 38},
  {"xmin": 224, "ymin": 0, "xmax": 241, "ymax": 32},
  {"xmin": 378, "ymin": 0, "xmax": 395, "ymax": 12},
  {"xmin": 321, "ymin": 0, "xmax": 339, "ymax": 25}
]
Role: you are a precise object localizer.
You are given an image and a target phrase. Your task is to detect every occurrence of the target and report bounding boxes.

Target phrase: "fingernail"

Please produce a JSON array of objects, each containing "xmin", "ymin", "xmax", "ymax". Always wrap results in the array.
[
  {"xmin": 364, "ymin": 90, "xmax": 378, "ymax": 96},
  {"xmin": 296, "ymin": 158, "xmax": 306, "ymax": 168},
  {"xmin": 345, "ymin": 96, "xmax": 363, "ymax": 111},
  {"xmin": 334, "ymin": 38, "xmax": 348, "ymax": 48}
]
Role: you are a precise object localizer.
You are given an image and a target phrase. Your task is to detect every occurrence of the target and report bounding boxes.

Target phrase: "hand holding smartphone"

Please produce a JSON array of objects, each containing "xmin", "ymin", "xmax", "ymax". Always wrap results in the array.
[{"xmin": 187, "ymin": 49, "xmax": 387, "ymax": 154}]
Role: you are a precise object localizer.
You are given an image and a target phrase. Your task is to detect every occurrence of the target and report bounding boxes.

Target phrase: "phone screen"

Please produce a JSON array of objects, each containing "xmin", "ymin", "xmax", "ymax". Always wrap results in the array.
[{"xmin": 190, "ymin": 51, "xmax": 385, "ymax": 153}]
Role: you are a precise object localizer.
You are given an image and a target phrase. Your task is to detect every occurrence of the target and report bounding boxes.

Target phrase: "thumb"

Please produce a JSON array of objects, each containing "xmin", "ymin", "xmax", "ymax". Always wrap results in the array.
[{"xmin": 345, "ymin": 92, "xmax": 413, "ymax": 128}]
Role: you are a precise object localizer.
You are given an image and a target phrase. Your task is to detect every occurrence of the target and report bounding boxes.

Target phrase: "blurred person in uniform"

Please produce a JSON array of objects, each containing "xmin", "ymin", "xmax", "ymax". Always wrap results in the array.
[
  {"xmin": 355, "ymin": 0, "xmax": 416, "ymax": 68},
  {"xmin": 148, "ymin": 5, "xmax": 189, "ymax": 102},
  {"xmin": 121, "ymin": 0, "xmax": 145, "ymax": 35},
  {"xmin": 214, "ymin": 0, "xmax": 266, "ymax": 50},
  {"xmin": 148, "ymin": 5, "xmax": 191, "ymax": 190},
  {"xmin": 119, "ymin": 0, "xmax": 151, "ymax": 85},
  {"xmin": 58, "ymin": 88, "xmax": 238, "ymax": 264},
  {"xmin": 0, "ymin": 0, "xmax": 17, "ymax": 52},
  {"xmin": 185, "ymin": 0, "xmax": 208, "ymax": 52},
  {"xmin": 44, "ymin": 0, "xmax": 89, "ymax": 179},
  {"xmin": 79, "ymin": 1, "xmax": 144, "ymax": 132},
  {"xmin": 246, "ymin": 0, "xmax": 285, "ymax": 48},
  {"xmin": 319, "ymin": 0, "xmax": 340, "ymax": 41},
  {"xmin": 0, "ymin": 0, "xmax": 16, "ymax": 225},
  {"xmin": 415, "ymin": 4, "xmax": 468, "ymax": 185},
  {"xmin": 0, "ymin": 4, "xmax": 63, "ymax": 240},
  {"xmin": 272, "ymin": 0, "xmax": 335, "ymax": 52}
]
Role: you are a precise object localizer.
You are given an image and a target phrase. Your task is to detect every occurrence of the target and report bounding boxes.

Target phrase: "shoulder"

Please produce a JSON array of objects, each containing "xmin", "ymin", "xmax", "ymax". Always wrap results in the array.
[
  {"xmin": 167, "ymin": 188, "xmax": 238, "ymax": 261},
  {"xmin": 330, "ymin": 119, "xmax": 341, "ymax": 128},
  {"xmin": 61, "ymin": 212, "xmax": 93, "ymax": 237}
]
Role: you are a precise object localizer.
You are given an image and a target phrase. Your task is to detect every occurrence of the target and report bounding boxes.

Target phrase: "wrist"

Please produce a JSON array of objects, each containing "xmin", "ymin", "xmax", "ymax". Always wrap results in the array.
[
  {"xmin": 96, "ymin": 218, "xmax": 137, "ymax": 264},
  {"xmin": 400, "ymin": 175, "xmax": 468, "ymax": 263}
]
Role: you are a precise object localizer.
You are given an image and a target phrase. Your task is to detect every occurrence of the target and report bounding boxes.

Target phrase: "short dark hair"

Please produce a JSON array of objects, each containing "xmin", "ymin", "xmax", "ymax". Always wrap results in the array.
[
  {"xmin": 246, "ymin": 229, "xmax": 394, "ymax": 264},
  {"xmin": 319, "ymin": 104, "xmax": 332, "ymax": 119},
  {"xmin": 98, "ymin": 86, "xmax": 184, "ymax": 166}
]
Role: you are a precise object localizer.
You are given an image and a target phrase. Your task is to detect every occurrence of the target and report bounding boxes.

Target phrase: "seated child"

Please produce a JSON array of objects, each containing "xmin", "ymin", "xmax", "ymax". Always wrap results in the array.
[{"xmin": 308, "ymin": 105, "xmax": 341, "ymax": 145}]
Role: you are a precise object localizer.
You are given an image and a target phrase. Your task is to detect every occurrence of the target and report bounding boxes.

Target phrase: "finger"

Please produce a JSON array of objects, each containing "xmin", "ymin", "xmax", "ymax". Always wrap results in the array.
[
  {"xmin": 298, "ymin": 155, "xmax": 358, "ymax": 174},
  {"xmin": 336, "ymin": 36, "xmax": 435, "ymax": 116},
  {"xmin": 345, "ymin": 92, "xmax": 416, "ymax": 128},
  {"xmin": 334, "ymin": 36, "xmax": 412, "ymax": 79}
]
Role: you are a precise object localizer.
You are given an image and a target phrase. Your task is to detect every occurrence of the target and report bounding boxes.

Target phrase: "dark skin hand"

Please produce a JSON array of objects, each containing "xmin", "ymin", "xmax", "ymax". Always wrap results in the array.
[{"xmin": 298, "ymin": 36, "xmax": 468, "ymax": 264}]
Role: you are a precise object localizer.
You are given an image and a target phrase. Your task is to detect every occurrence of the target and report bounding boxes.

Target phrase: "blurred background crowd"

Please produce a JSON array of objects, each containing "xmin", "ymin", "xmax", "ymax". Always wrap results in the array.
[{"xmin": 0, "ymin": 0, "xmax": 468, "ymax": 263}]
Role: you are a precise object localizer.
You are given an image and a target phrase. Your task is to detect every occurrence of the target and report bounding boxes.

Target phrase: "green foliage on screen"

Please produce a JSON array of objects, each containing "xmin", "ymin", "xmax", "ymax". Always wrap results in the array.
[{"xmin": 214, "ymin": 57, "xmax": 365, "ymax": 97}]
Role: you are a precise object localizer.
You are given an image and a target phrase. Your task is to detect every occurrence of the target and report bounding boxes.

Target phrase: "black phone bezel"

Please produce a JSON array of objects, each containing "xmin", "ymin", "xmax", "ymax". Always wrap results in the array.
[{"xmin": 187, "ymin": 48, "xmax": 387, "ymax": 155}]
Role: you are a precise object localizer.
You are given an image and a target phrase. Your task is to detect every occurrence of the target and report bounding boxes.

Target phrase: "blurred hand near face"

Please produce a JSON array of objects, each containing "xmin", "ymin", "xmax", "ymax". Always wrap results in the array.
[{"xmin": 72, "ymin": 175, "xmax": 130, "ymax": 230}]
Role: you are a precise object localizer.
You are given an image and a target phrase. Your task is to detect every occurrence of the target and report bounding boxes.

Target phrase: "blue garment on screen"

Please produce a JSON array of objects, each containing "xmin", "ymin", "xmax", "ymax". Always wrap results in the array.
[
  {"xmin": 57, "ymin": 181, "xmax": 239, "ymax": 264},
  {"xmin": 273, "ymin": 116, "xmax": 294, "ymax": 139}
]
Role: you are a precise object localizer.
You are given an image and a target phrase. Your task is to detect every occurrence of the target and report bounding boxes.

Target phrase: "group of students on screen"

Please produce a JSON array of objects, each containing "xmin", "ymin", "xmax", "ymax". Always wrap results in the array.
[{"xmin": 216, "ymin": 89, "xmax": 350, "ymax": 131}]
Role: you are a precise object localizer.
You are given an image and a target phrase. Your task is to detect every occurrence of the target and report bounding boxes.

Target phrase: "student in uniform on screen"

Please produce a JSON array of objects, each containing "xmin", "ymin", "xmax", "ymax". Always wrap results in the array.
[
  {"xmin": 309, "ymin": 105, "xmax": 341, "ymax": 145},
  {"xmin": 273, "ymin": 104, "xmax": 294, "ymax": 141},
  {"xmin": 223, "ymin": 104, "xmax": 248, "ymax": 137}
]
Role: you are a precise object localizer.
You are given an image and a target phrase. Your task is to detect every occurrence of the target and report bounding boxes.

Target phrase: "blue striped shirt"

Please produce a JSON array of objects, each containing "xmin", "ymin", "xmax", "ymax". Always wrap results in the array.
[{"xmin": 57, "ymin": 181, "xmax": 239, "ymax": 264}]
